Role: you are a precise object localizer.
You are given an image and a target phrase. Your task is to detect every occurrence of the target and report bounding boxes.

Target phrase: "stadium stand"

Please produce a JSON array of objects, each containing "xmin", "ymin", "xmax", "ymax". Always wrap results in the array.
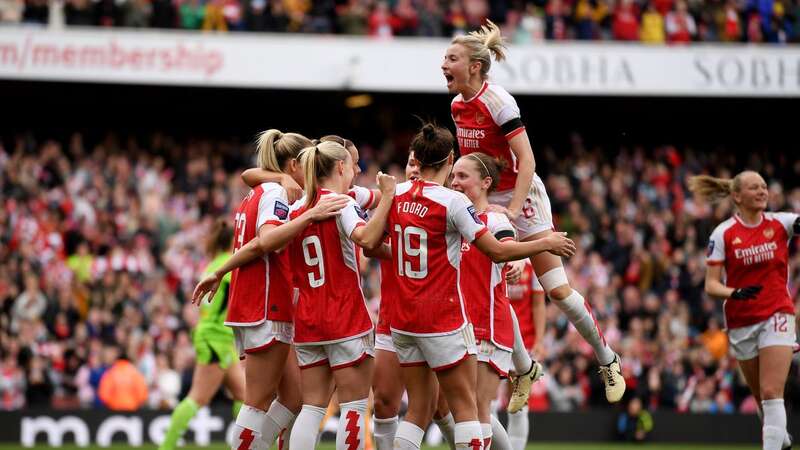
[
  {"xmin": 1, "ymin": 129, "xmax": 798, "ymax": 413},
  {"xmin": 1, "ymin": 0, "xmax": 799, "ymax": 44}
]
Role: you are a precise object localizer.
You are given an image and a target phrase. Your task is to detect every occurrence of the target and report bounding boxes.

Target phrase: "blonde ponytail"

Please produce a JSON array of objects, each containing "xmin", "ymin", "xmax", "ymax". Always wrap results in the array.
[
  {"xmin": 451, "ymin": 20, "xmax": 507, "ymax": 79},
  {"xmin": 687, "ymin": 175, "xmax": 734, "ymax": 203},
  {"xmin": 300, "ymin": 141, "xmax": 349, "ymax": 208},
  {"xmin": 688, "ymin": 170, "xmax": 760, "ymax": 204},
  {"xmin": 255, "ymin": 129, "xmax": 312, "ymax": 173}
]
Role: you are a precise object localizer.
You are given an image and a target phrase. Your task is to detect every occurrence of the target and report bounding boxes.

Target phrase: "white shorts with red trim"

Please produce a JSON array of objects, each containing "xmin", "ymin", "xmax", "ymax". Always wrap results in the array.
[
  {"xmin": 477, "ymin": 339, "xmax": 512, "ymax": 378},
  {"xmin": 391, "ymin": 325, "xmax": 477, "ymax": 371},
  {"xmin": 375, "ymin": 333, "xmax": 395, "ymax": 353},
  {"xmin": 233, "ymin": 320, "xmax": 293, "ymax": 359},
  {"xmin": 488, "ymin": 173, "xmax": 553, "ymax": 240},
  {"xmin": 728, "ymin": 312, "xmax": 797, "ymax": 360},
  {"xmin": 295, "ymin": 332, "xmax": 375, "ymax": 370}
]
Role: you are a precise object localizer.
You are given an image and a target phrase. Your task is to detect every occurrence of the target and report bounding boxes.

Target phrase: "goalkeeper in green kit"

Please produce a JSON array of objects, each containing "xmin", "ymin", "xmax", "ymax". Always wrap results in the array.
[{"xmin": 160, "ymin": 220, "xmax": 245, "ymax": 450}]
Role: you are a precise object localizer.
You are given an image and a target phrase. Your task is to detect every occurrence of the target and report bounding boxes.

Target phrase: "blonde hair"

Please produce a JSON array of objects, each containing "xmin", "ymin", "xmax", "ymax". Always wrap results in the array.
[
  {"xmin": 687, "ymin": 170, "xmax": 760, "ymax": 204},
  {"xmin": 300, "ymin": 141, "xmax": 350, "ymax": 208},
  {"xmin": 255, "ymin": 129, "xmax": 312, "ymax": 173},
  {"xmin": 451, "ymin": 20, "xmax": 507, "ymax": 79}
]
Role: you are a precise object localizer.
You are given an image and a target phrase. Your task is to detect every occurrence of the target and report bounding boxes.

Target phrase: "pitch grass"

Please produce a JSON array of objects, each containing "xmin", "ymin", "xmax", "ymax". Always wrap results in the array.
[{"xmin": 0, "ymin": 444, "xmax": 756, "ymax": 450}]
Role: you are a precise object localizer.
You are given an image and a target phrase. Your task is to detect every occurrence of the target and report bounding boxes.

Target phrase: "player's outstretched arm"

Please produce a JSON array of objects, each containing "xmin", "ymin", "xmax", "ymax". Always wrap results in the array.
[
  {"xmin": 190, "ymin": 196, "xmax": 349, "ymax": 305},
  {"xmin": 501, "ymin": 131, "xmax": 535, "ymax": 221},
  {"xmin": 241, "ymin": 168, "xmax": 303, "ymax": 204},
  {"xmin": 350, "ymin": 172, "xmax": 396, "ymax": 250},
  {"xmin": 474, "ymin": 231, "xmax": 575, "ymax": 263}
]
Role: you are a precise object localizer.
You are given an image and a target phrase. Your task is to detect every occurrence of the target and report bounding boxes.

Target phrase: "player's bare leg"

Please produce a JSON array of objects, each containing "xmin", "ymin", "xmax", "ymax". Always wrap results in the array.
[
  {"xmin": 332, "ymin": 357, "xmax": 374, "ymax": 450},
  {"xmin": 525, "ymin": 229, "xmax": 624, "ymax": 403},
  {"xmin": 372, "ymin": 349, "xmax": 403, "ymax": 450},
  {"xmin": 290, "ymin": 364, "xmax": 334, "ymax": 450},
  {"xmin": 262, "ymin": 350, "xmax": 301, "ymax": 449},
  {"xmin": 396, "ymin": 365, "xmax": 438, "ymax": 449},
  {"xmin": 476, "ymin": 363, "xmax": 510, "ymax": 450},
  {"xmin": 435, "ymin": 356, "xmax": 483, "ymax": 450},
  {"xmin": 232, "ymin": 343, "xmax": 290, "ymax": 450}
]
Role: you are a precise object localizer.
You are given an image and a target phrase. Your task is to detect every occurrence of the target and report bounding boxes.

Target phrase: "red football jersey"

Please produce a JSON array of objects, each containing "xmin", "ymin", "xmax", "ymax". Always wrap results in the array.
[
  {"xmin": 289, "ymin": 190, "xmax": 373, "ymax": 344},
  {"xmin": 227, "ymin": 182, "xmax": 294, "ymax": 326},
  {"xmin": 451, "ymin": 82, "xmax": 526, "ymax": 192},
  {"xmin": 507, "ymin": 261, "xmax": 544, "ymax": 349},
  {"xmin": 376, "ymin": 251, "xmax": 395, "ymax": 335},
  {"xmin": 388, "ymin": 180, "xmax": 489, "ymax": 336},
  {"xmin": 460, "ymin": 212, "xmax": 516, "ymax": 350},
  {"xmin": 706, "ymin": 212, "xmax": 798, "ymax": 329}
]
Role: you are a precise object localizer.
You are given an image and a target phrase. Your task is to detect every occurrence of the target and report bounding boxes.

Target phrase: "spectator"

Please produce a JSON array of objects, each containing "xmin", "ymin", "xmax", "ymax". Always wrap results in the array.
[
  {"xmin": 122, "ymin": 0, "xmax": 152, "ymax": 27},
  {"xmin": 368, "ymin": 0, "xmax": 395, "ymax": 37},
  {"xmin": 337, "ymin": 0, "xmax": 368, "ymax": 35},
  {"xmin": 640, "ymin": 2, "xmax": 666, "ymax": 42},
  {"xmin": 202, "ymin": 0, "xmax": 228, "ymax": 31},
  {"xmin": 392, "ymin": 0, "xmax": 418, "ymax": 35},
  {"xmin": 698, "ymin": 317, "xmax": 728, "ymax": 361},
  {"xmin": 0, "ymin": 353, "xmax": 25, "ymax": 410},
  {"xmin": 666, "ymin": 0, "xmax": 697, "ymax": 42},
  {"xmin": 21, "ymin": 0, "xmax": 48, "ymax": 24},
  {"xmin": 149, "ymin": 0, "xmax": 175, "ymax": 27},
  {"xmin": 721, "ymin": 0, "xmax": 742, "ymax": 40},
  {"xmin": 617, "ymin": 397, "xmax": 654, "ymax": 442},
  {"xmin": 546, "ymin": 0, "xmax": 571, "ymax": 39},
  {"xmin": 97, "ymin": 345, "xmax": 148, "ymax": 411},
  {"xmin": 25, "ymin": 355, "xmax": 53, "ymax": 407},
  {"xmin": 613, "ymin": 0, "xmax": 640, "ymax": 40},
  {"xmin": 548, "ymin": 364, "xmax": 586, "ymax": 411},
  {"xmin": 63, "ymin": 0, "xmax": 93, "ymax": 25},
  {"xmin": 11, "ymin": 274, "xmax": 47, "ymax": 333},
  {"xmin": 179, "ymin": 0, "xmax": 205, "ymax": 29},
  {"xmin": 0, "ymin": 0, "xmax": 23, "ymax": 22}
]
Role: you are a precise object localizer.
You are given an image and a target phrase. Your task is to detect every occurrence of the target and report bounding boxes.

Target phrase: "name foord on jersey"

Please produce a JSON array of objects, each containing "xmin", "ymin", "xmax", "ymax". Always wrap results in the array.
[
  {"xmin": 397, "ymin": 201, "xmax": 429, "ymax": 218},
  {"xmin": 457, "ymin": 127, "xmax": 486, "ymax": 149},
  {"xmin": 734, "ymin": 241, "xmax": 778, "ymax": 265}
]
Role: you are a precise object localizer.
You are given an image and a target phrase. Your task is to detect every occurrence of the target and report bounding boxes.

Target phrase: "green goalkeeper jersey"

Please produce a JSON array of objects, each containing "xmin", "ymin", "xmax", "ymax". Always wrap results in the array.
[{"xmin": 194, "ymin": 253, "xmax": 234, "ymax": 342}]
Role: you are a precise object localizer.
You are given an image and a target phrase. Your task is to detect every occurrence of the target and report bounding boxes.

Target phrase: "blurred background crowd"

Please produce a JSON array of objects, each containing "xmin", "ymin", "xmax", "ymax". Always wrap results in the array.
[
  {"xmin": 1, "ymin": 128, "xmax": 798, "ymax": 413},
  {"xmin": 2, "ymin": 0, "xmax": 800, "ymax": 44}
]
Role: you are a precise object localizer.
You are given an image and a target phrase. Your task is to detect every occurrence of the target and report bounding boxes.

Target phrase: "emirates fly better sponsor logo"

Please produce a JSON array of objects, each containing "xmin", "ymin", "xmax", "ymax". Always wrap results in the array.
[{"xmin": 734, "ymin": 241, "xmax": 778, "ymax": 265}]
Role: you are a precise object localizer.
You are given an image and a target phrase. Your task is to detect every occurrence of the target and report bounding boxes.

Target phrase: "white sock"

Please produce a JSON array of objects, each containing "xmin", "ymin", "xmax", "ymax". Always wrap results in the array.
[
  {"xmin": 434, "ymin": 412, "xmax": 457, "ymax": 450},
  {"xmin": 288, "ymin": 404, "xmax": 326, "ymax": 450},
  {"xmin": 552, "ymin": 289, "xmax": 614, "ymax": 365},
  {"xmin": 481, "ymin": 423, "xmax": 493, "ymax": 450},
  {"xmin": 758, "ymin": 405, "xmax": 792, "ymax": 448},
  {"xmin": 454, "ymin": 421, "xmax": 483, "ymax": 450},
  {"xmin": 261, "ymin": 401, "xmax": 295, "ymax": 447},
  {"xmin": 373, "ymin": 416, "xmax": 398, "ymax": 450},
  {"xmin": 509, "ymin": 309, "xmax": 533, "ymax": 374},
  {"xmin": 490, "ymin": 415, "xmax": 512, "ymax": 450},
  {"xmin": 394, "ymin": 421, "xmax": 425, "ymax": 450},
  {"xmin": 507, "ymin": 406, "xmax": 529, "ymax": 450},
  {"xmin": 337, "ymin": 398, "xmax": 367, "ymax": 450},
  {"xmin": 762, "ymin": 399, "xmax": 787, "ymax": 450},
  {"xmin": 232, "ymin": 405, "xmax": 266, "ymax": 450}
]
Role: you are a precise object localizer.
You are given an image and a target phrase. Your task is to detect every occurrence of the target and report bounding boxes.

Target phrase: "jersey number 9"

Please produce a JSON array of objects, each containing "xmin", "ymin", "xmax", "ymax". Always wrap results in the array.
[{"xmin": 302, "ymin": 235, "xmax": 325, "ymax": 288}]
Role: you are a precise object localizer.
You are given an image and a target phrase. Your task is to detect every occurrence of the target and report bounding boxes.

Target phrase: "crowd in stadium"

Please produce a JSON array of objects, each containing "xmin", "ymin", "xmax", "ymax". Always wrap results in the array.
[
  {"xmin": 3, "ymin": 0, "xmax": 799, "ymax": 43},
  {"xmin": 0, "ymin": 129, "xmax": 798, "ymax": 413}
]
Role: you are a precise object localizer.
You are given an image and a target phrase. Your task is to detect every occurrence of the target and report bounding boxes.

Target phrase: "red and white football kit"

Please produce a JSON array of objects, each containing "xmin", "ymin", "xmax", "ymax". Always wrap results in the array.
[
  {"xmin": 289, "ymin": 190, "xmax": 374, "ymax": 369},
  {"xmin": 451, "ymin": 81, "xmax": 553, "ymax": 239},
  {"xmin": 349, "ymin": 185, "xmax": 377, "ymax": 210},
  {"xmin": 706, "ymin": 212, "xmax": 798, "ymax": 360},
  {"xmin": 388, "ymin": 180, "xmax": 487, "ymax": 370},
  {"xmin": 507, "ymin": 260, "xmax": 544, "ymax": 350},
  {"xmin": 460, "ymin": 211, "xmax": 516, "ymax": 377},
  {"xmin": 227, "ymin": 182, "xmax": 294, "ymax": 356},
  {"xmin": 375, "ymin": 244, "xmax": 398, "ymax": 352}
]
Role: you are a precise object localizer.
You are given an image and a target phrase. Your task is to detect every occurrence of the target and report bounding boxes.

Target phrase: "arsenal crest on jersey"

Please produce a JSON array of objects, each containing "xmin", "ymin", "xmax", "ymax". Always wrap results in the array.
[
  {"xmin": 763, "ymin": 228, "xmax": 775, "ymax": 239},
  {"xmin": 475, "ymin": 112, "xmax": 485, "ymax": 125}
]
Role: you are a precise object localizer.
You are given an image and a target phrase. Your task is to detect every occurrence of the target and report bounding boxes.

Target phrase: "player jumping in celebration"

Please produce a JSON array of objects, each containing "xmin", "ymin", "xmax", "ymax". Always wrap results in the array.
[
  {"xmin": 690, "ymin": 171, "xmax": 798, "ymax": 450},
  {"xmin": 160, "ymin": 220, "xmax": 245, "ymax": 450},
  {"xmin": 442, "ymin": 20, "xmax": 625, "ymax": 409},
  {"xmin": 192, "ymin": 130, "xmax": 348, "ymax": 450},
  {"xmin": 389, "ymin": 123, "xmax": 575, "ymax": 450}
]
